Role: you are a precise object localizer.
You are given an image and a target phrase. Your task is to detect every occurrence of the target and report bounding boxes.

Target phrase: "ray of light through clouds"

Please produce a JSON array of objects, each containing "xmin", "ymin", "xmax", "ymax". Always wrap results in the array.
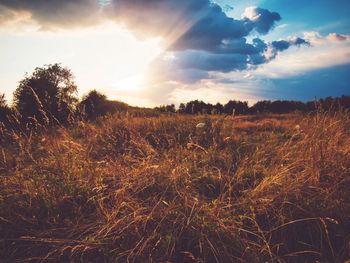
[{"xmin": 0, "ymin": 0, "xmax": 349, "ymax": 106}]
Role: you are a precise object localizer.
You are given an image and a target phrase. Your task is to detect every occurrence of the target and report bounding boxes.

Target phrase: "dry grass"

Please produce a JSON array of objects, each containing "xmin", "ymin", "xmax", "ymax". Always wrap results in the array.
[{"xmin": 0, "ymin": 111, "xmax": 349, "ymax": 262}]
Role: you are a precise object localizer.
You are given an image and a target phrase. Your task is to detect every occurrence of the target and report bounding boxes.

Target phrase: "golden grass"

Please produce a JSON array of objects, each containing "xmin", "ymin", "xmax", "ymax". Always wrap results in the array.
[{"xmin": 0, "ymin": 111, "xmax": 349, "ymax": 262}]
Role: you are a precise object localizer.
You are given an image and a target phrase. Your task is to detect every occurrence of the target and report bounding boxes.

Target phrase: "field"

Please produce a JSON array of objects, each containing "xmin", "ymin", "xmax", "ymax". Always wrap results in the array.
[{"xmin": 0, "ymin": 111, "xmax": 349, "ymax": 262}]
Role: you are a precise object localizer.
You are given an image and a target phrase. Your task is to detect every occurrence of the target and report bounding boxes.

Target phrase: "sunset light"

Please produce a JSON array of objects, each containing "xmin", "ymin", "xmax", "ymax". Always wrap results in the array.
[
  {"xmin": 1, "ymin": 1, "xmax": 349, "ymax": 106},
  {"xmin": 0, "ymin": 22, "xmax": 162, "ymax": 104},
  {"xmin": 1, "ymin": 1, "xmax": 350, "ymax": 262}
]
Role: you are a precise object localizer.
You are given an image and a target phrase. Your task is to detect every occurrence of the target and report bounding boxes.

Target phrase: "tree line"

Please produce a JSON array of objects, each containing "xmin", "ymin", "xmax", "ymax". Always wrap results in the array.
[
  {"xmin": 155, "ymin": 97, "xmax": 350, "ymax": 115},
  {"xmin": 1, "ymin": 64, "xmax": 350, "ymax": 131}
]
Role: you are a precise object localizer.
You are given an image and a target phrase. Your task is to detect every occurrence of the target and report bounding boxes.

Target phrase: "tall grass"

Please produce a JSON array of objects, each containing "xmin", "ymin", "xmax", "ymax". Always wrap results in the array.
[{"xmin": 0, "ymin": 111, "xmax": 349, "ymax": 262}]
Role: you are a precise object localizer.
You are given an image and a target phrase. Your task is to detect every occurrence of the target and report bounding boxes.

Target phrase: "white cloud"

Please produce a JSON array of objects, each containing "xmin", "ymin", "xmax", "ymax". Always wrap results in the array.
[
  {"xmin": 276, "ymin": 23, "xmax": 288, "ymax": 29},
  {"xmin": 255, "ymin": 32, "xmax": 350, "ymax": 78},
  {"xmin": 242, "ymin": 6, "xmax": 260, "ymax": 21}
]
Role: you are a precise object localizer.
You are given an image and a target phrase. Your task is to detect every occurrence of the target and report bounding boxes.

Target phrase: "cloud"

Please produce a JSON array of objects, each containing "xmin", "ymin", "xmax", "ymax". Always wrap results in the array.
[
  {"xmin": 107, "ymin": 1, "xmax": 281, "ymax": 52},
  {"xmin": 303, "ymin": 32, "xmax": 349, "ymax": 45},
  {"xmin": 102, "ymin": 0, "xmax": 307, "ymax": 84},
  {"xmin": 150, "ymin": 33, "xmax": 309, "ymax": 84},
  {"xmin": 242, "ymin": 7, "xmax": 281, "ymax": 34},
  {"xmin": 0, "ymin": 5, "xmax": 32, "ymax": 27},
  {"xmin": 0, "ymin": 0, "xmax": 102, "ymax": 29},
  {"xmin": 327, "ymin": 33, "xmax": 347, "ymax": 42},
  {"xmin": 1, "ymin": 1, "xmax": 281, "ymax": 49},
  {"xmin": 271, "ymin": 40, "xmax": 291, "ymax": 52},
  {"xmin": 172, "ymin": 51, "xmax": 249, "ymax": 72},
  {"xmin": 148, "ymin": 34, "xmax": 309, "ymax": 85},
  {"xmin": 272, "ymin": 37, "xmax": 310, "ymax": 52},
  {"xmin": 0, "ymin": 0, "xmax": 309, "ymax": 84},
  {"xmin": 256, "ymin": 32, "xmax": 350, "ymax": 79}
]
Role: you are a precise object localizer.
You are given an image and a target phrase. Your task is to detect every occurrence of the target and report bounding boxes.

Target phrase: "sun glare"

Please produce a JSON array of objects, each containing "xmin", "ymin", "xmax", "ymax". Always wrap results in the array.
[
  {"xmin": 72, "ymin": 23, "xmax": 163, "ymax": 98},
  {"xmin": 112, "ymin": 35, "xmax": 162, "ymax": 92},
  {"xmin": 0, "ymin": 21, "xmax": 163, "ymax": 103},
  {"xmin": 113, "ymin": 74, "xmax": 145, "ymax": 92}
]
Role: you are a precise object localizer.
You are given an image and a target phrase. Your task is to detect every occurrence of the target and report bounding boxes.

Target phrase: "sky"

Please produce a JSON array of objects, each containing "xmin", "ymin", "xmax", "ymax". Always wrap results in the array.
[{"xmin": 0, "ymin": 0, "xmax": 349, "ymax": 107}]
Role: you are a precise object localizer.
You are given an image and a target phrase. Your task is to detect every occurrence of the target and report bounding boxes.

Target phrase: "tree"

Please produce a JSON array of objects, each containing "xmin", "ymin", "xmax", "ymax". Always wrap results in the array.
[
  {"xmin": 79, "ymin": 90, "xmax": 129, "ymax": 120},
  {"xmin": 178, "ymin": 103, "xmax": 186, "ymax": 114},
  {"xmin": 155, "ymin": 104, "xmax": 176, "ymax": 113},
  {"xmin": 214, "ymin": 103, "xmax": 224, "ymax": 114},
  {"xmin": 79, "ymin": 90, "xmax": 109, "ymax": 120},
  {"xmin": 183, "ymin": 100, "xmax": 209, "ymax": 114},
  {"xmin": 224, "ymin": 100, "xmax": 248, "ymax": 115},
  {"xmin": 249, "ymin": 100, "xmax": 272, "ymax": 114},
  {"xmin": 166, "ymin": 104, "xmax": 176, "ymax": 113},
  {"xmin": 13, "ymin": 64, "xmax": 78, "ymax": 126},
  {"xmin": 0, "ymin": 93, "xmax": 12, "ymax": 125}
]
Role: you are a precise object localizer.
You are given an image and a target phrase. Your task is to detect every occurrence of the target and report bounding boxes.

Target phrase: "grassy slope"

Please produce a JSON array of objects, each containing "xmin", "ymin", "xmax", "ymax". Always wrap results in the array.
[{"xmin": 0, "ymin": 112, "xmax": 349, "ymax": 262}]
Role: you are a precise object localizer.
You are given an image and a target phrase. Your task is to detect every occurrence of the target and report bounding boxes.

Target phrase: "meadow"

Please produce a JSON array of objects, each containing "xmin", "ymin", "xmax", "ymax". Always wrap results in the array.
[{"xmin": 0, "ymin": 111, "xmax": 349, "ymax": 262}]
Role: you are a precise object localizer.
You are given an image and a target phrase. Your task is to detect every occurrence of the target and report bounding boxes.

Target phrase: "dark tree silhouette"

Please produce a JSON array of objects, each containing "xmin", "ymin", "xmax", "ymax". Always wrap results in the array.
[
  {"xmin": 13, "ymin": 64, "xmax": 78, "ymax": 126},
  {"xmin": 249, "ymin": 100, "xmax": 272, "ymax": 114},
  {"xmin": 249, "ymin": 100, "xmax": 308, "ymax": 114},
  {"xmin": 182, "ymin": 100, "xmax": 212, "ymax": 114},
  {"xmin": 178, "ymin": 103, "xmax": 186, "ymax": 114},
  {"xmin": 79, "ymin": 90, "xmax": 129, "ymax": 120},
  {"xmin": 224, "ymin": 100, "xmax": 249, "ymax": 115},
  {"xmin": 155, "ymin": 104, "xmax": 176, "ymax": 113},
  {"xmin": 269, "ymin": 100, "xmax": 306, "ymax": 113},
  {"xmin": 79, "ymin": 90, "xmax": 109, "ymax": 120},
  {"xmin": 0, "ymin": 93, "xmax": 12, "ymax": 126},
  {"xmin": 214, "ymin": 103, "xmax": 224, "ymax": 114},
  {"xmin": 157, "ymin": 95, "xmax": 350, "ymax": 116}
]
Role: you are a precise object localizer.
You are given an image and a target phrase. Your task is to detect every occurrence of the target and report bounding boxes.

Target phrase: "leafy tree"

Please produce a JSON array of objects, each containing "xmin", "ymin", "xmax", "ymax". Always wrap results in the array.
[
  {"xmin": 224, "ymin": 100, "xmax": 248, "ymax": 115},
  {"xmin": 183, "ymin": 100, "xmax": 210, "ymax": 114},
  {"xmin": 13, "ymin": 64, "xmax": 78, "ymax": 126},
  {"xmin": 166, "ymin": 104, "xmax": 176, "ymax": 113},
  {"xmin": 79, "ymin": 90, "xmax": 129, "ymax": 120},
  {"xmin": 178, "ymin": 103, "xmax": 186, "ymax": 114},
  {"xmin": 79, "ymin": 90, "xmax": 108, "ymax": 120},
  {"xmin": 249, "ymin": 100, "xmax": 272, "ymax": 114},
  {"xmin": 155, "ymin": 104, "xmax": 176, "ymax": 113},
  {"xmin": 214, "ymin": 103, "xmax": 224, "ymax": 114}
]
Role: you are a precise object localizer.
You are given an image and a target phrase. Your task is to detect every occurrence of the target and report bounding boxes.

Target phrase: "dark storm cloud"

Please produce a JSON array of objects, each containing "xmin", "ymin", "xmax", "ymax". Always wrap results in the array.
[
  {"xmin": 149, "ymin": 34, "xmax": 310, "ymax": 84},
  {"xmin": 247, "ymin": 37, "xmax": 310, "ymax": 66},
  {"xmin": 106, "ymin": 0, "xmax": 305, "ymax": 80},
  {"xmin": 294, "ymin": 37, "xmax": 310, "ymax": 46},
  {"xmin": 272, "ymin": 38, "xmax": 310, "ymax": 52},
  {"xmin": 271, "ymin": 40, "xmax": 291, "ymax": 51},
  {"xmin": 0, "ymin": 0, "xmax": 101, "ymax": 29},
  {"xmin": 107, "ymin": 1, "xmax": 281, "ymax": 51},
  {"xmin": 1, "ymin": 0, "xmax": 280, "ymax": 49},
  {"xmin": 0, "ymin": 5, "xmax": 16, "ymax": 24}
]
